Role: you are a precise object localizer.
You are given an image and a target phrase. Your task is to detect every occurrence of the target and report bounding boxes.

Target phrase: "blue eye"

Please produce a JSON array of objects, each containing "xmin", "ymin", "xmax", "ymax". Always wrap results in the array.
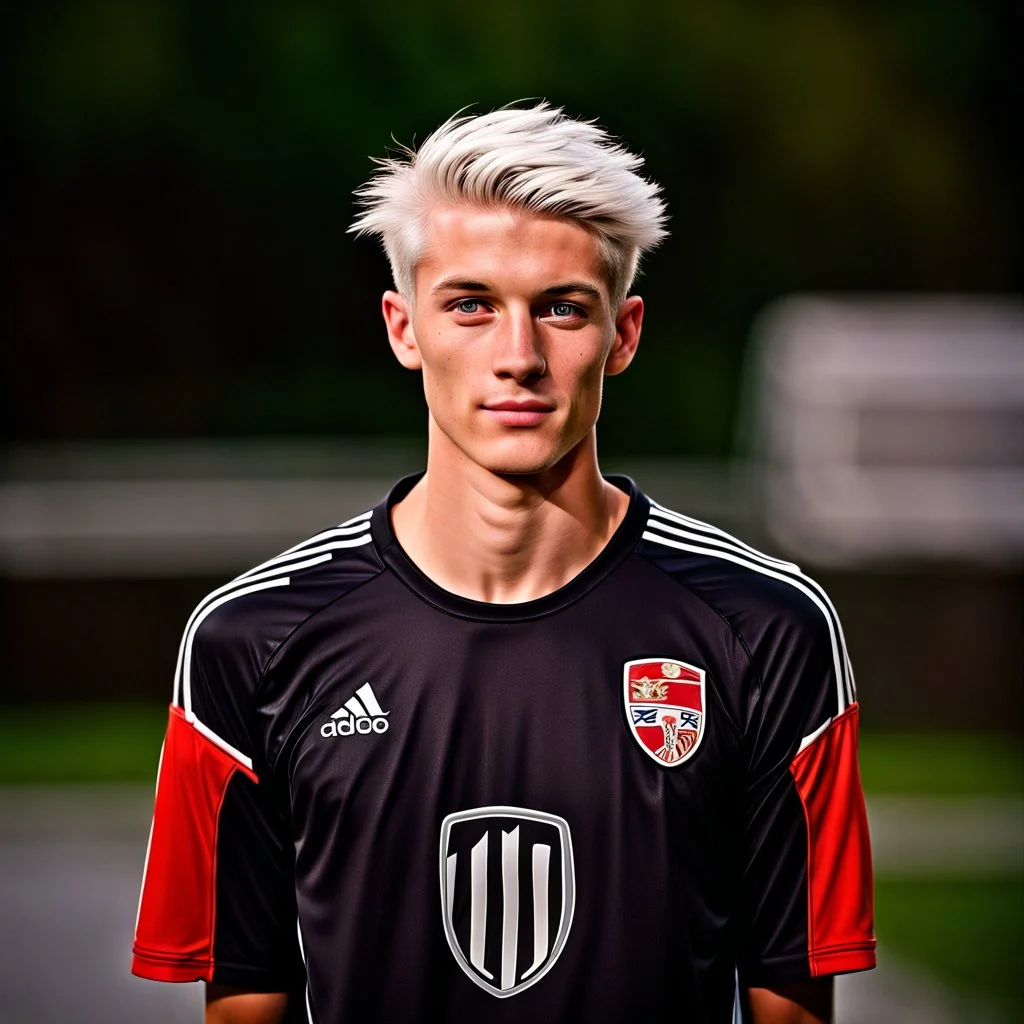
[
  {"xmin": 456, "ymin": 299, "xmax": 482, "ymax": 314},
  {"xmin": 551, "ymin": 302, "xmax": 579, "ymax": 318}
]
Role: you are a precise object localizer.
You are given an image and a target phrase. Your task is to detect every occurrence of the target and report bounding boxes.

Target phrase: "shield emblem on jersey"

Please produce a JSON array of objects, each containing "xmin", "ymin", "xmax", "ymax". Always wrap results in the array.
[
  {"xmin": 623, "ymin": 657, "xmax": 706, "ymax": 767},
  {"xmin": 439, "ymin": 806, "xmax": 575, "ymax": 999}
]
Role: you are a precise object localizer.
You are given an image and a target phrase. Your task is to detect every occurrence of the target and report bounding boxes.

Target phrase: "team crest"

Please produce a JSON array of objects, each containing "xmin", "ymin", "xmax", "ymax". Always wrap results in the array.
[
  {"xmin": 440, "ymin": 807, "xmax": 575, "ymax": 999},
  {"xmin": 623, "ymin": 658, "xmax": 706, "ymax": 766}
]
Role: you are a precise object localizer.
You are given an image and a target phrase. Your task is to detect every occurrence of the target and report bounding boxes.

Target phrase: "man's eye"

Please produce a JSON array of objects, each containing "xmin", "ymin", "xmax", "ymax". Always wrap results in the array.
[
  {"xmin": 550, "ymin": 302, "xmax": 581, "ymax": 318},
  {"xmin": 455, "ymin": 299, "xmax": 483, "ymax": 314}
]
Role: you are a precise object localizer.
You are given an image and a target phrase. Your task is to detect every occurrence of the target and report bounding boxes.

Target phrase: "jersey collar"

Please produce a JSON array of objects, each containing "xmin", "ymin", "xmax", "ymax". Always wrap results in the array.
[{"xmin": 370, "ymin": 472, "xmax": 650, "ymax": 621}]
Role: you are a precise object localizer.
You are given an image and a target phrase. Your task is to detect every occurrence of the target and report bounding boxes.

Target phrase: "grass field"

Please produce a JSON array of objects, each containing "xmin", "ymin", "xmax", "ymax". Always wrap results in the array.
[
  {"xmin": 0, "ymin": 700, "xmax": 168, "ymax": 785},
  {"xmin": 860, "ymin": 730, "xmax": 1023, "ymax": 1021},
  {"xmin": 1, "ymin": 702, "xmax": 1021, "ymax": 1018},
  {"xmin": 875, "ymin": 874, "xmax": 1022, "ymax": 1020},
  {"xmin": 858, "ymin": 731, "xmax": 1023, "ymax": 796}
]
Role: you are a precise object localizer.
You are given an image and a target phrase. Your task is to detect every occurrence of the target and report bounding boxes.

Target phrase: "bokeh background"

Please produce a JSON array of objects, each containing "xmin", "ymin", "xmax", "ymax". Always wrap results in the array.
[{"xmin": 1, "ymin": 2, "xmax": 1021, "ymax": 1022}]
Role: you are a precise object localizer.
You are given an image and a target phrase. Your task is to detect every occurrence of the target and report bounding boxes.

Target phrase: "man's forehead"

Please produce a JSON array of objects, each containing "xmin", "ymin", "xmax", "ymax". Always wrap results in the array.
[{"xmin": 415, "ymin": 203, "xmax": 608, "ymax": 294}]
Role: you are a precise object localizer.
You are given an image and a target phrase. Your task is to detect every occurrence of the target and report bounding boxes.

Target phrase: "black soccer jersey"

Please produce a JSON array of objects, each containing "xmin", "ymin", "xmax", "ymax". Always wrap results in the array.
[{"xmin": 132, "ymin": 474, "xmax": 875, "ymax": 1023}]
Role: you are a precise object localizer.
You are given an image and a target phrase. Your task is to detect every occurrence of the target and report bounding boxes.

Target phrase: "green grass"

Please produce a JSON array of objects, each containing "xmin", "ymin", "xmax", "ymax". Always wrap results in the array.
[
  {"xmin": 859, "ymin": 729, "xmax": 1022, "ymax": 1020},
  {"xmin": 875, "ymin": 875, "xmax": 1024, "ymax": 1020},
  {"xmin": 0, "ymin": 700, "xmax": 168, "ymax": 784},
  {"xmin": 859, "ymin": 730, "xmax": 1023, "ymax": 796}
]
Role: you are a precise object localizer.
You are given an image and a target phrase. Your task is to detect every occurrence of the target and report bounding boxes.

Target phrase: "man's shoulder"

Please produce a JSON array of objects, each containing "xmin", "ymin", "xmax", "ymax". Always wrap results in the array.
[
  {"xmin": 187, "ymin": 508, "xmax": 384, "ymax": 653},
  {"xmin": 634, "ymin": 494, "xmax": 837, "ymax": 627}
]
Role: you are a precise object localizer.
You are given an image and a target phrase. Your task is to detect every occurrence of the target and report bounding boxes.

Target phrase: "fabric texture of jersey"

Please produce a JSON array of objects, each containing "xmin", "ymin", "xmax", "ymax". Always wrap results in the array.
[{"xmin": 132, "ymin": 474, "xmax": 876, "ymax": 1023}]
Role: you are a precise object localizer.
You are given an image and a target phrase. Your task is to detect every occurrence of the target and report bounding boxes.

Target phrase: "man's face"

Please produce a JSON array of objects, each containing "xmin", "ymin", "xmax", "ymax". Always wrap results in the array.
[{"xmin": 382, "ymin": 206, "xmax": 643, "ymax": 477}]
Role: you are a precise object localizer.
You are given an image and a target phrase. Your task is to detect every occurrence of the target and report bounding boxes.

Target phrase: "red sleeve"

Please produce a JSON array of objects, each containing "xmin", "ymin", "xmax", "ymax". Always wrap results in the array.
[
  {"xmin": 789, "ymin": 703, "xmax": 876, "ymax": 976},
  {"xmin": 132, "ymin": 705, "xmax": 257, "ymax": 982}
]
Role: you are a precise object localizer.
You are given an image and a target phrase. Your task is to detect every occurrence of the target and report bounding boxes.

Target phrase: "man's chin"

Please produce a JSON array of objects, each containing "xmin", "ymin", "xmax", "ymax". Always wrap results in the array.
[
  {"xmin": 485, "ymin": 463, "xmax": 555, "ymax": 479},
  {"xmin": 442, "ymin": 430, "xmax": 591, "ymax": 479},
  {"xmin": 481, "ymin": 451, "xmax": 580, "ymax": 481},
  {"xmin": 474, "ymin": 435, "xmax": 598, "ymax": 480}
]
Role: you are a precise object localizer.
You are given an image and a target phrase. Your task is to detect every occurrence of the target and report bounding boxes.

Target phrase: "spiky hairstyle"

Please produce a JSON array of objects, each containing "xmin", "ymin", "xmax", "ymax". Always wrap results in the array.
[{"xmin": 348, "ymin": 101, "xmax": 669, "ymax": 308}]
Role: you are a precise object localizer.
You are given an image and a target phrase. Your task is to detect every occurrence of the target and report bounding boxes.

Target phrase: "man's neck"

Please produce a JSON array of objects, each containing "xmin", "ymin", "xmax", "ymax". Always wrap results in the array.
[{"xmin": 390, "ymin": 441, "xmax": 629, "ymax": 604}]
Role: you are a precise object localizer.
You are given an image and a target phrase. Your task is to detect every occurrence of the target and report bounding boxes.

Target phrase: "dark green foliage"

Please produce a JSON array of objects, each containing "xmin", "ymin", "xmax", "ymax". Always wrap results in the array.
[{"xmin": 3, "ymin": 1, "xmax": 1018, "ymax": 455}]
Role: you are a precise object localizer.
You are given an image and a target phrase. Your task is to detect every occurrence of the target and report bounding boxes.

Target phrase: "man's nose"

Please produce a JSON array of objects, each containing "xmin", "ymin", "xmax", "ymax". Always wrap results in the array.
[{"xmin": 492, "ymin": 309, "xmax": 546, "ymax": 380}]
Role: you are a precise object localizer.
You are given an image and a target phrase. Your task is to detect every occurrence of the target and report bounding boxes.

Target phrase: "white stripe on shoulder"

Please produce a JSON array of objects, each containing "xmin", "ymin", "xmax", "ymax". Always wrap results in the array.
[
  {"xmin": 169, "ymin": 514, "xmax": 376, "ymax": 766},
  {"xmin": 645, "ymin": 504, "xmax": 856, "ymax": 708},
  {"xmin": 177, "ymin": 520, "xmax": 373, "ymax": 698},
  {"xmin": 178, "ymin": 574, "xmax": 298, "ymax": 768},
  {"xmin": 235, "ymin": 516, "xmax": 372, "ymax": 580},
  {"xmin": 649, "ymin": 501, "xmax": 800, "ymax": 570},
  {"xmin": 172, "ymin": 551, "xmax": 335, "ymax": 707},
  {"xmin": 643, "ymin": 523, "xmax": 851, "ymax": 715},
  {"xmin": 234, "ymin": 527, "xmax": 373, "ymax": 581}
]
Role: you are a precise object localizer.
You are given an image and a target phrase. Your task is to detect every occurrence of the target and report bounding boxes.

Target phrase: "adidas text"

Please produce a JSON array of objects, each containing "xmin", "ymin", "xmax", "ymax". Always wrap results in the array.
[
  {"xmin": 321, "ymin": 716, "xmax": 389, "ymax": 737},
  {"xmin": 320, "ymin": 681, "xmax": 390, "ymax": 738}
]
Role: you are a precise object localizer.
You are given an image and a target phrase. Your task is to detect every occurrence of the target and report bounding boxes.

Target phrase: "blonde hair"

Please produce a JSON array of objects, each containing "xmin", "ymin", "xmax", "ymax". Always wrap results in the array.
[{"xmin": 348, "ymin": 101, "xmax": 668, "ymax": 308}]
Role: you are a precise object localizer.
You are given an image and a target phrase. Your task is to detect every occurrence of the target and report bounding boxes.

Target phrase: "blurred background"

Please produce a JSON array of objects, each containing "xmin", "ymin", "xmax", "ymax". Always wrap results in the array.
[{"xmin": 1, "ymin": 2, "xmax": 1020, "ymax": 1022}]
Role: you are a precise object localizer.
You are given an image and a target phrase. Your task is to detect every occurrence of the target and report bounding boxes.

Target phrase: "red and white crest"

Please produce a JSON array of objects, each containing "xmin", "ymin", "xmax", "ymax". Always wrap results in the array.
[{"xmin": 623, "ymin": 658, "xmax": 706, "ymax": 767}]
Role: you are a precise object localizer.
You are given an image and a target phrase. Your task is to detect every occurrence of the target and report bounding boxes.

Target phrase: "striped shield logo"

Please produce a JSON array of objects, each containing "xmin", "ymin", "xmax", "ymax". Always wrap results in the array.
[{"xmin": 439, "ymin": 806, "xmax": 575, "ymax": 998}]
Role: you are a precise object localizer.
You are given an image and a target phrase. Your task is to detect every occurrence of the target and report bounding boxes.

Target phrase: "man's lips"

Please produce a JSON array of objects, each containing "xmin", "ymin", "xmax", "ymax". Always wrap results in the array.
[{"xmin": 483, "ymin": 400, "xmax": 555, "ymax": 426}]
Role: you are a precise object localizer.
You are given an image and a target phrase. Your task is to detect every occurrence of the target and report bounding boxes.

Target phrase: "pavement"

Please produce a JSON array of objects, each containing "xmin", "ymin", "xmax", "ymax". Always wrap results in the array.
[{"xmin": 0, "ymin": 786, "xmax": 1018, "ymax": 1024}]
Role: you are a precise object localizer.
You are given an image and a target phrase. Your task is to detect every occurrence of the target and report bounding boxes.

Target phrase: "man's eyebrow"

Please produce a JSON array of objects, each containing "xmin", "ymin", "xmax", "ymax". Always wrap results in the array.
[
  {"xmin": 431, "ymin": 278, "xmax": 490, "ymax": 294},
  {"xmin": 543, "ymin": 283, "xmax": 602, "ymax": 299},
  {"xmin": 430, "ymin": 279, "xmax": 603, "ymax": 298}
]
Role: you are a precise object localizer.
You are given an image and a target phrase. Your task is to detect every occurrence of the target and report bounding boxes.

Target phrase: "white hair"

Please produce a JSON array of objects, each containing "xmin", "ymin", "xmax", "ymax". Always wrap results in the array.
[{"xmin": 348, "ymin": 101, "xmax": 669, "ymax": 308}]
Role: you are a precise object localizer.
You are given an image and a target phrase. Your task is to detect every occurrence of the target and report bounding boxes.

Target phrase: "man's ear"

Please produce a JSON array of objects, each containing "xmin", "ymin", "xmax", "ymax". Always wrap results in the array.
[
  {"xmin": 604, "ymin": 295, "xmax": 644, "ymax": 376},
  {"xmin": 382, "ymin": 291, "xmax": 421, "ymax": 370}
]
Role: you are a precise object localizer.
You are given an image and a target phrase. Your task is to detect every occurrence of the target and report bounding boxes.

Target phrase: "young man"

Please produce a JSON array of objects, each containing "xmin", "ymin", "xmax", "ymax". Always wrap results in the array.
[{"xmin": 132, "ymin": 102, "xmax": 875, "ymax": 1023}]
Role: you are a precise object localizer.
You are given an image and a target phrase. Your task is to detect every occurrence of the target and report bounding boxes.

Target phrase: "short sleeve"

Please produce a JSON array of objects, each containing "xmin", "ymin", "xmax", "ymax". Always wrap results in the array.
[
  {"xmin": 131, "ymin": 590, "xmax": 304, "ymax": 991},
  {"xmin": 735, "ymin": 580, "xmax": 876, "ymax": 986}
]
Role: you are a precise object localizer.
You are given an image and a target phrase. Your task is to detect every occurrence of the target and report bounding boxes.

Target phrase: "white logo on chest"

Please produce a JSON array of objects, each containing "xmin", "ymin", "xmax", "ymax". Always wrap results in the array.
[{"xmin": 320, "ymin": 681, "xmax": 390, "ymax": 737}]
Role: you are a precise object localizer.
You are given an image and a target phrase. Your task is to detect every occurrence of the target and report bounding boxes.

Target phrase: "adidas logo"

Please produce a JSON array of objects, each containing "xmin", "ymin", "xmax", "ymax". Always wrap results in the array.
[{"xmin": 320, "ymin": 682, "xmax": 390, "ymax": 738}]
